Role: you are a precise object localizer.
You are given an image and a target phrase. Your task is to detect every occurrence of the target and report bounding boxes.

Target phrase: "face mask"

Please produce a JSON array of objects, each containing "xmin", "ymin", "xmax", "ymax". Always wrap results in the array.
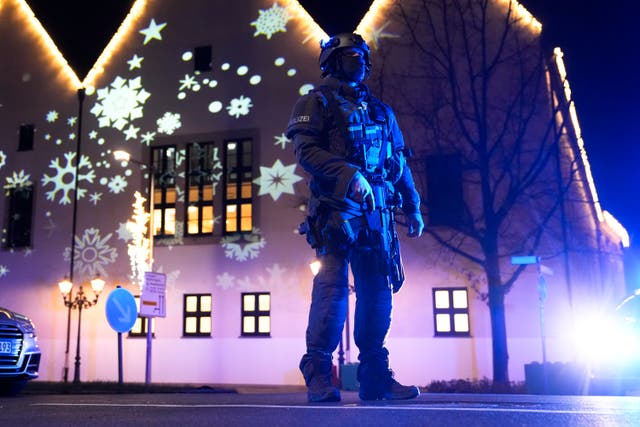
[{"xmin": 338, "ymin": 51, "xmax": 366, "ymax": 83}]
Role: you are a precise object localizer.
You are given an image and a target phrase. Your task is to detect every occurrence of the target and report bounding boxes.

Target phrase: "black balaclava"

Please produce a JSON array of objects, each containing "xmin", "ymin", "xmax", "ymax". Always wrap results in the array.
[{"xmin": 335, "ymin": 48, "xmax": 367, "ymax": 84}]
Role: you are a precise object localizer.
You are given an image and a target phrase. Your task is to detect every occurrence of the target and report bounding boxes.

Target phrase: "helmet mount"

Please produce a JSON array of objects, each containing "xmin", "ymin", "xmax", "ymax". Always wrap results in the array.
[{"xmin": 319, "ymin": 33, "xmax": 371, "ymax": 78}]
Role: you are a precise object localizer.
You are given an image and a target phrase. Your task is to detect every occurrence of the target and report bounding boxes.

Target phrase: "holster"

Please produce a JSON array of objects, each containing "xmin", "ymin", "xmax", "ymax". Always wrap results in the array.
[{"xmin": 299, "ymin": 213, "xmax": 357, "ymax": 257}]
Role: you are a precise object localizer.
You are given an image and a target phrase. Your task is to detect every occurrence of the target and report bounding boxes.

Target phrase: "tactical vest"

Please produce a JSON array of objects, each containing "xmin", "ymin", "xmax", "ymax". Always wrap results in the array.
[{"xmin": 316, "ymin": 86, "xmax": 391, "ymax": 179}]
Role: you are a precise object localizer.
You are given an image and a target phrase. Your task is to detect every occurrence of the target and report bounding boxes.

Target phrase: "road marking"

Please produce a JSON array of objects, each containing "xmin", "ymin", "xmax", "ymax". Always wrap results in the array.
[{"xmin": 30, "ymin": 402, "xmax": 638, "ymax": 415}]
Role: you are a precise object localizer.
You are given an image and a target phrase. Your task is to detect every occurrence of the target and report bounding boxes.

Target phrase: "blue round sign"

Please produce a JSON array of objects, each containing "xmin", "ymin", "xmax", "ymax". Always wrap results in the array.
[{"xmin": 105, "ymin": 287, "xmax": 138, "ymax": 333}]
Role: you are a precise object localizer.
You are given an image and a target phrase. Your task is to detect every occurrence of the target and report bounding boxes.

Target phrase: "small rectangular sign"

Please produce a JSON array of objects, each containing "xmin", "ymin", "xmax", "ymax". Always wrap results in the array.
[
  {"xmin": 140, "ymin": 271, "xmax": 167, "ymax": 318},
  {"xmin": 539, "ymin": 264, "xmax": 554, "ymax": 276},
  {"xmin": 511, "ymin": 256, "xmax": 539, "ymax": 265}
]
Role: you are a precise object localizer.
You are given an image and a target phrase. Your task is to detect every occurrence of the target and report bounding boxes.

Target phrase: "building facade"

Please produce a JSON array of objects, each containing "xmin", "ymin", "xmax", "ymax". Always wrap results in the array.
[{"xmin": 0, "ymin": 0, "xmax": 628, "ymax": 386}]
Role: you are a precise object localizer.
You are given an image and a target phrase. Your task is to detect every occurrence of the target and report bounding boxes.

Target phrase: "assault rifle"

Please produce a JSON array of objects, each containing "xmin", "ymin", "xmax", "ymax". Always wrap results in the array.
[{"xmin": 365, "ymin": 177, "xmax": 405, "ymax": 293}]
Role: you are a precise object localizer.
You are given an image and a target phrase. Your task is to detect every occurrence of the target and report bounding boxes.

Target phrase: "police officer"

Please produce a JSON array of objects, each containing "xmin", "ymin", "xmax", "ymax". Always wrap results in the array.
[{"xmin": 286, "ymin": 33, "xmax": 424, "ymax": 402}]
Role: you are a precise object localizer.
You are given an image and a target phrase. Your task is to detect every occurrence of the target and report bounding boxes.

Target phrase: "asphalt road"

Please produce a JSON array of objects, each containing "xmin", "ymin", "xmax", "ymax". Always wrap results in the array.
[{"xmin": 2, "ymin": 391, "xmax": 640, "ymax": 427}]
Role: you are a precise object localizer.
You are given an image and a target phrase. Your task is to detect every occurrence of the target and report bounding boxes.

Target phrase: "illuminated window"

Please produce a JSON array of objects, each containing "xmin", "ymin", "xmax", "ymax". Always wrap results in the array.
[
  {"xmin": 433, "ymin": 287, "xmax": 470, "ymax": 337},
  {"xmin": 152, "ymin": 135, "xmax": 254, "ymax": 240},
  {"xmin": 152, "ymin": 146, "xmax": 177, "ymax": 238},
  {"xmin": 4, "ymin": 186, "xmax": 34, "ymax": 249},
  {"xmin": 183, "ymin": 294, "xmax": 212, "ymax": 337},
  {"xmin": 241, "ymin": 292, "xmax": 270, "ymax": 337},
  {"xmin": 128, "ymin": 296, "xmax": 156, "ymax": 338},
  {"xmin": 224, "ymin": 139, "xmax": 253, "ymax": 234},
  {"xmin": 186, "ymin": 142, "xmax": 216, "ymax": 236}
]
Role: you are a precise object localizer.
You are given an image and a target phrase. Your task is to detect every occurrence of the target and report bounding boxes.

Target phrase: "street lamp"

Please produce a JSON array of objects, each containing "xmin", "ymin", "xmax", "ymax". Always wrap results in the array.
[
  {"xmin": 61, "ymin": 88, "xmax": 86, "ymax": 383},
  {"xmin": 57, "ymin": 275, "xmax": 105, "ymax": 383}
]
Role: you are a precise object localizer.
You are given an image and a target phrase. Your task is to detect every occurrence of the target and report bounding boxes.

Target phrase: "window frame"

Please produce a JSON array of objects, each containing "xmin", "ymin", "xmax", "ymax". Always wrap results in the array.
[
  {"xmin": 149, "ymin": 130, "xmax": 257, "ymax": 244},
  {"xmin": 432, "ymin": 287, "xmax": 471, "ymax": 337},
  {"xmin": 223, "ymin": 138, "xmax": 253, "ymax": 234},
  {"xmin": 152, "ymin": 145, "xmax": 177, "ymax": 238},
  {"xmin": 183, "ymin": 293, "xmax": 212, "ymax": 337},
  {"xmin": 240, "ymin": 292, "xmax": 271, "ymax": 337},
  {"xmin": 185, "ymin": 142, "xmax": 216, "ymax": 237}
]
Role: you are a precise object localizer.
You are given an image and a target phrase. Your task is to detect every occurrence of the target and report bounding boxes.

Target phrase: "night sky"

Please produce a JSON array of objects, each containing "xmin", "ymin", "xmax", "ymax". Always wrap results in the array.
[{"xmin": 23, "ymin": 0, "xmax": 640, "ymax": 282}]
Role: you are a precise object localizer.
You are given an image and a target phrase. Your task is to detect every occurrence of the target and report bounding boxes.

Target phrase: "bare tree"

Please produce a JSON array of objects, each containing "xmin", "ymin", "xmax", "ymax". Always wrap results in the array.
[{"xmin": 370, "ymin": 0, "xmax": 580, "ymax": 384}]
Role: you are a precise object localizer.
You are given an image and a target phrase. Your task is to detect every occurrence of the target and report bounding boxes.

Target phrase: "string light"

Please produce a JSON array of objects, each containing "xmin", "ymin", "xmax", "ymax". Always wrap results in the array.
[{"xmin": 13, "ymin": 0, "xmax": 147, "ymax": 91}]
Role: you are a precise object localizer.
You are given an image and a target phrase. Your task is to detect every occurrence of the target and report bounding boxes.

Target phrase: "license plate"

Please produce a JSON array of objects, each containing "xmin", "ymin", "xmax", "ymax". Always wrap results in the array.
[{"xmin": 0, "ymin": 340, "xmax": 12, "ymax": 354}]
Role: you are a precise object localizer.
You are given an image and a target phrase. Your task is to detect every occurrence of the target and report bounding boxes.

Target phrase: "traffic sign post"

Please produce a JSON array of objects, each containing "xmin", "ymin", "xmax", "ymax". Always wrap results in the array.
[
  {"xmin": 105, "ymin": 287, "xmax": 138, "ymax": 332},
  {"xmin": 140, "ymin": 272, "xmax": 166, "ymax": 318},
  {"xmin": 105, "ymin": 287, "xmax": 138, "ymax": 384},
  {"xmin": 511, "ymin": 255, "xmax": 554, "ymax": 393},
  {"xmin": 140, "ymin": 272, "xmax": 166, "ymax": 385}
]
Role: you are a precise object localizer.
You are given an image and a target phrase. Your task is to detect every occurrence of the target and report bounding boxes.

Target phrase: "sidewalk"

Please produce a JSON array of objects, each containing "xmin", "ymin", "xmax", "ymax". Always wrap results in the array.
[{"xmin": 21, "ymin": 381, "xmax": 307, "ymax": 395}]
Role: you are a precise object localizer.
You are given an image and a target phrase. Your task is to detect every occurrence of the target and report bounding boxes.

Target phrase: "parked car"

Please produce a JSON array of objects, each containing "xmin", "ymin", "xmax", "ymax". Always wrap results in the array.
[{"xmin": 0, "ymin": 307, "xmax": 41, "ymax": 395}]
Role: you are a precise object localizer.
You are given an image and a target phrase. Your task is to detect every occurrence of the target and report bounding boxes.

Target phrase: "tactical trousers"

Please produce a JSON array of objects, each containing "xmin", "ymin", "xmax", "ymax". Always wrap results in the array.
[{"xmin": 300, "ymin": 245, "xmax": 393, "ymax": 379}]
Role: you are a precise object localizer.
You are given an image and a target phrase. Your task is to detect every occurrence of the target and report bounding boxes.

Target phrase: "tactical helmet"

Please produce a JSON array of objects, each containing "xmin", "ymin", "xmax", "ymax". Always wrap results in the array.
[{"xmin": 319, "ymin": 33, "xmax": 371, "ymax": 77}]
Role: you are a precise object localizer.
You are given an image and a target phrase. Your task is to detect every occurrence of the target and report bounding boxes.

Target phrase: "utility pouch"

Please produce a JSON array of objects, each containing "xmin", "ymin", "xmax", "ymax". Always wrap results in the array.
[
  {"xmin": 390, "ymin": 241, "xmax": 405, "ymax": 293},
  {"xmin": 298, "ymin": 216, "xmax": 321, "ymax": 249}
]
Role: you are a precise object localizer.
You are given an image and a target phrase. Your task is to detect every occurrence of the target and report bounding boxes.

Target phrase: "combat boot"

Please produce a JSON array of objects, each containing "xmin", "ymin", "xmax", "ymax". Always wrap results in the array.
[
  {"xmin": 300, "ymin": 355, "xmax": 341, "ymax": 402},
  {"xmin": 358, "ymin": 362, "xmax": 420, "ymax": 400}
]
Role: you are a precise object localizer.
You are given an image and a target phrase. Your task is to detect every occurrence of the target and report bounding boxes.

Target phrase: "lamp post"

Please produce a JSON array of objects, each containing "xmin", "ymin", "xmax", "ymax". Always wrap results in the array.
[
  {"xmin": 61, "ymin": 88, "xmax": 86, "ymax": 383},
  {"xmin": 113, "ymin": 149, "xmax": 155, "ymax": 384},
  {"xmin": 57, "ymin": 275, "xmax": 105, "ymax": 383}
]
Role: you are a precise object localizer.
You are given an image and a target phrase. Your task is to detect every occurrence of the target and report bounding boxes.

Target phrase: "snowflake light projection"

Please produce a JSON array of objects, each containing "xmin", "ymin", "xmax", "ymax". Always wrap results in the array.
[
  {"xmin": 46, "ymin": 110, "xmax": 59, "ymax": 123},
  {"xmin": 274, "ymin": 133, "xmax": 290, "ymax": 149},
  {"xmin": 251, "ymin": 1, "xmax": 290, "ymax": 39},
  {"xmin": 4, "ymin": 170, "xmax": 32, "ymax": 191},
  {"xmin": 213, "ymin": 263, "xmax": 294, "ymax": 292},
  {"xmin": 140, "ymin": 131, "xmax": 156, "ymax": 145},
  {"xmin": 89, "ymin": 192, "xmax": 102, "ymax": 205},
  {"xmin": 216, "ymin": 272, "xmax": 236, "ymax": 290},
  {"xmin": 117, "ymin": 222, "xmax": 134, "ymax": 241},
  {"xmin": 255, "ymin": 263, "xmax": 295, "ymax": 291},
  {"xmin": 108, "ymin": 175, "xmax": 128, "ymax": 193},
  {"xmin": 0, "ymin": 265, "xmax": 8, "ymax": 278},
  {"xmin": 139, "ymin": 18, "xmax": 167, "ymax": 45},
  {"xmin": 226, "ymin": 95, "xmax": 253, "ymax": 118},
  {"xmin": 253, "ymin": 159, "xmax": 302, "ymax": 201},
  {"xmin": 128, "ymin": 54, "xmax": 144, "ymax": 70},
  {"xmin": 208, "ymin": 146, "xmax": 223, "ymax": 187},
  {"xmin": 123, "ymin": 124, "xmax": 140, "ymax": 140},
  {"xmin": 179, "ymin": 74, "xmax": 198, "ymax": 91},
  {"xmin": 0, "ymin": 151, "xmax": 6, "ymax": 169},
  {"xmin": 41, "ymin": 152, "xmax": 96, "ymax": 205},
  {"xmin": 157, "ymin": 112, "xmax": 182, "ymax": 134},
  {"xmin": 63, "ymin": 228, "xmax": 118, "ymax": 278},
  {"xmin": 220, "ymin": 228, "xmax": 266, "ymax": 262},
  {"xmin": 90, "ymin": 76, "xmax": 151, "ymax": 131}
]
